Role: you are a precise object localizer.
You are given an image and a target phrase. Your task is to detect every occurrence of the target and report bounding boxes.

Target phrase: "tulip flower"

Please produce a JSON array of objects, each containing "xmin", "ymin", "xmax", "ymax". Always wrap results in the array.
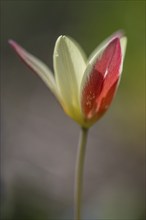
[
  {"xmin": 8, "ymin": 31, "xmax": 127, "ymax": 128},
  {"xmin": 9, "ymin": 31, "xmax": 127, "ymax": 220}
]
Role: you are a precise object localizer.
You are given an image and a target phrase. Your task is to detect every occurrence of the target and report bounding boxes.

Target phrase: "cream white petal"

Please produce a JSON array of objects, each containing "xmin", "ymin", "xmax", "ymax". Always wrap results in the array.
[
  {"xmin": 9, "ymin": 40, "xmax": 59, "ymax": 99},
  {"xmin": 119, "ymin": 37, "xmax": 127, "ymax": 73},
  {"xmin": 53, "ymin": 35, "xmax": 86, "ymax": 117},
  {"xmin": 68, "ymin": 36, "xmax": 88, "ymax": 64}
]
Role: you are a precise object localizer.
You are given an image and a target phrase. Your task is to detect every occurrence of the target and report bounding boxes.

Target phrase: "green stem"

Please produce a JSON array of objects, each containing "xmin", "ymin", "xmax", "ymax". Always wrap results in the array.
[{"xmin": 74, "ymin": 127, "xmax": 89, "ymax": 220}]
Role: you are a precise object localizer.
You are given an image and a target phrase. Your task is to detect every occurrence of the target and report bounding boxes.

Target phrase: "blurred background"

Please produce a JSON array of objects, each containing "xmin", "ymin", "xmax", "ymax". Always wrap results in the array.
[{"xmin": 1, "ymin": 0, "xmax": 145, "ymax": 219}]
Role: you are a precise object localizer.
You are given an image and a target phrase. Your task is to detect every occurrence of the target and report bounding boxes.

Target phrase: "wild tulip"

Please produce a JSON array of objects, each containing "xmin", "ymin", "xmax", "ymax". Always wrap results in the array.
[{"xmin": 9, "ymin": 31, "xmax": 127, "ymax": 220}]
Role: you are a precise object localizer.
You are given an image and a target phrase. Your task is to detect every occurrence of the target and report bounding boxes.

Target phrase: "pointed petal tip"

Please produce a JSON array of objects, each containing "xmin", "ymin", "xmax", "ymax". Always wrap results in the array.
[
  {"xmin": 56, "ymin": 35, "xmax": 67, "ymax": 42},
  {"xmin": 8, "ymin": 39, "xmax": 14, "ymax": 44},
  {"xmin": 55, "ymin": 35, "xmax": 65, "ymax": 50},
  {"xmin": 8, "ymin": 39, "xmax": 17, "ymax": 48},
  {"xmin": 8, "ymin": 39, "xmax": 20, "ymax": 48},
  {"xmin": 113, "ymin": 30, "xmax": 125, "ymax": 38},
  {"xmin": 8, "ymin": 39, "xmax": 24, "ymax": 54},
  {"xmin": 8, "ymin": 39, "xmax": 13, "ymax": 44},
  {"xmin": 62, "ymin": 35, "xmax": 66, "ymax": 39}
]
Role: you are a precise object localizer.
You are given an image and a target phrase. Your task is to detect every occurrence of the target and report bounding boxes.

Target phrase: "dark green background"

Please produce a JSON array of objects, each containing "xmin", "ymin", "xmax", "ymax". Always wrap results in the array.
[{"xmin": 1, "ymin": 1, "xmax": 145, "ymax": 219}]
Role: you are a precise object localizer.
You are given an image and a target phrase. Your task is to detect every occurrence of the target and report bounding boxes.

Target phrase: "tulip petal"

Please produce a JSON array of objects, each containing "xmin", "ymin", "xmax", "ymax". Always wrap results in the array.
[
  {"xmin": 81, "ymin": 35, "xmax": 127, "ymax": 120},
  {"xmin": 98, "ymin": 37, "xmax": 127, "ymax": 102},
  {"xmin": 53, "ymin": 35, "xmax": 86, "ymax": 117},
  {"xmin": 81, "ymin": 63, "xmax": 104, "ymax": 118},
  {"xmin": 96, "ymin": 37, "xmax": 127, "ymax": 114},
  {"xmin": 8, "ymin": 40, "xmax": 59, "ymax": 99},
  {"xmin": 97, "ymin": 79, "xmax": 119, "ymax": 116}
]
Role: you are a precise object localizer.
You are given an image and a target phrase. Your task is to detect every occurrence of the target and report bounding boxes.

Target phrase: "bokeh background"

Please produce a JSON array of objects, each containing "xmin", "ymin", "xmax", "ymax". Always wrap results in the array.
[{"xmin": 1, "ymin": 0, "xmax": 145, "ymax": 219}]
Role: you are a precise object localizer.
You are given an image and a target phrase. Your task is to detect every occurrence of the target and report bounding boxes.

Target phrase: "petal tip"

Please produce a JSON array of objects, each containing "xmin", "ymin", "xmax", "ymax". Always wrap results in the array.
[
  {"xmin": 8, "ymin": 39, "xmax": 13, "ymax": 44},
  {"xmin": 8, "ymin": 39, "xmax": 23, "ymax": 54},
  {"xmin": 8, "ymin": 39, "xmax": 17, "ymax": 48},
  {"xmin": 55, "ymin": 35, "xmax": 66, "ymax": 50},
  {"xmin": 113, "ymin": 29, "xmax": 125, "ymax": 38},
  {"xmin": 56, "ymin": 35, "xmax": 67, "ymax": 42}
]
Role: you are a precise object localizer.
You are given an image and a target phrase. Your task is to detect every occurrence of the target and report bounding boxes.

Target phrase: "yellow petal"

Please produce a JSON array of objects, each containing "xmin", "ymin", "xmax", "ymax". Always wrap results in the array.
[{"xmin": 53, "ymin": 35, "xmax": 86, "ymax": 121}]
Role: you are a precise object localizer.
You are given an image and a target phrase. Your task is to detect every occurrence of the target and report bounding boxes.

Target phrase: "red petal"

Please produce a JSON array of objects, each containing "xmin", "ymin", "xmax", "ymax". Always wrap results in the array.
[
  {"xmin": 98, "ymin": 79, "xmax": 119, "ymax": 117},
  {"xmin": 82, "ymin": 38, "xmax": 122, "ymax": 120},
  {"xmin": 81, "ymin": 69, "xmax": 104, "ymax": 118},
  {"xmin": 97, "ymin": 38, "xmax": 122, "ymax": 98},
  {"xmin": 97, "ymin": 38, "xmax": 122, "ymax": 112},
  {"xmin": 94, "ymin": 38, "xmax": 121, "ymax": 78}
]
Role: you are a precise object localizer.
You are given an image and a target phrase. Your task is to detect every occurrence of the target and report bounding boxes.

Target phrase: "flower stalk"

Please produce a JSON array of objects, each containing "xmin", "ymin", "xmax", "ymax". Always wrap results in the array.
[{"xmin": 75, "ymin": 127, "xmax": 89, "ymax": 220}]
